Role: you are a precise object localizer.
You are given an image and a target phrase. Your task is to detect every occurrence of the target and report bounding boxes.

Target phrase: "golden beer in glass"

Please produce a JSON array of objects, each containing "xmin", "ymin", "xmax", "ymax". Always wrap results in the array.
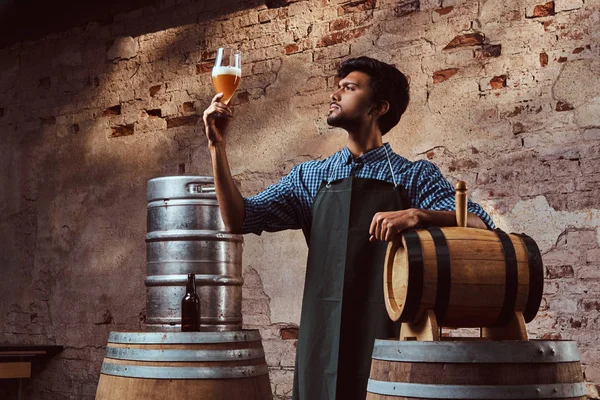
[{"xmin": 212, "ymin": 48, "xmax": 241, "ymax": 105}]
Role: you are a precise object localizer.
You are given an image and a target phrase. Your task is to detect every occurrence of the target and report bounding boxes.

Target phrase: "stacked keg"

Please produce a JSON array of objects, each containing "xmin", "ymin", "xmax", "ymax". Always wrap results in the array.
[{"xmin": 96, "ymin": 176, "xmax": 272, "ymax": 400}]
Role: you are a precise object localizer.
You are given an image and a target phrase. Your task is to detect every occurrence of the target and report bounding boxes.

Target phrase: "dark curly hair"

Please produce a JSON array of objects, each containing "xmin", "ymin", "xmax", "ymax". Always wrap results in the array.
[{"xmin": 337, "ymin": 56, "xmax": 410, "ymax": 135}]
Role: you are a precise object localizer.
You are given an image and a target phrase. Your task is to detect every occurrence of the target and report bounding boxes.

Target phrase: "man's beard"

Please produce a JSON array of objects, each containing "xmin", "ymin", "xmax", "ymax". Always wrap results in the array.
[{"xmin": 327, "ymin": 109, "xmax": 353, "ymax": 128}]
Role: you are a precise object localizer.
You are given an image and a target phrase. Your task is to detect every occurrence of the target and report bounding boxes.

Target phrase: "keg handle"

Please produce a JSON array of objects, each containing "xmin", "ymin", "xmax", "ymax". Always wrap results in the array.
[
  {"xmin": 455, "ymin": 181, "xmax": 467, "ymax": 228},
  {"xmin": 186, "ymin": 183, "xmax": 216, "ymax": 194}
]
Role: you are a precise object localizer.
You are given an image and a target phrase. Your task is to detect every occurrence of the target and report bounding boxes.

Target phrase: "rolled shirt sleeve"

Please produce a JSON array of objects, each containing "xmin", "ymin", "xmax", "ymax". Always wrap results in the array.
[
  {"xmin": 414, "ymin": 160, "xmax": 496, "ymax": 229},
  {"xmin": 241, "ymin": 165, "xmax": 304, "ymax": 235}
]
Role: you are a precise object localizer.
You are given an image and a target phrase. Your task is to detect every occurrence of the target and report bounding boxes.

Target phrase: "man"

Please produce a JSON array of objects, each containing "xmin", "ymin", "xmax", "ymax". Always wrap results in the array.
[{"xmin": 203, "ymin": 56, "xmax": 495, "ymax": 400}]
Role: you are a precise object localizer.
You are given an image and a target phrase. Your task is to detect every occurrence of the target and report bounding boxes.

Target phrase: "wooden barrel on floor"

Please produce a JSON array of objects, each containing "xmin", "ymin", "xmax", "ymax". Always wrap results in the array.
[
  {"xmin": 367, "ymin": 340, "xmax": 586, "ymax": 400},
  {"xmin": 95, "ymin": 330, "xmax": 272, "ymax": 400},
  {"xmin": 384, "ymin": 227, "xmax": 543, "ymax": 327}
]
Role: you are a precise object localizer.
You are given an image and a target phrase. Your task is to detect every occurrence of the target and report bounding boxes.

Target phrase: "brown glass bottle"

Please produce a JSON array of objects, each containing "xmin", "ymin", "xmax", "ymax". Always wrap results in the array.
[{"xmin": 181, "ymin": 273, "xmax": 200, "ymax": 332}]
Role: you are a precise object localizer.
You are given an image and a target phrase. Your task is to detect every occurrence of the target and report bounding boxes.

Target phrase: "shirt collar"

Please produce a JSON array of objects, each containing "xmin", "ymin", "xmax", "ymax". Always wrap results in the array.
[{"xmin": 341, "ymin": 142, "xmax": 393, "ymax": 165}]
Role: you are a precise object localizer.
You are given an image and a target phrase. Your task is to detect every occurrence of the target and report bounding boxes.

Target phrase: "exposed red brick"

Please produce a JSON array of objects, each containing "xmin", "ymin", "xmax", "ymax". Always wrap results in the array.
[
  {"xmin": 532, "ymin": 2, "xmax": 555, "ymax": 17},
  {"xmin": 146, "ymin": 109, "xmax": 161, "ymax": 118},
  {"xmin": 513, "ymin": 122, "xmax": 525, "ymax": 135},
  {"xmin": 539, "ymin": 332, "xmax": 562, "ymax": 340},
  {"xmin": 540, "ymin": 52, "xmax": 548, "ymax": 67},
  {"xmin": 426, "ymin": 151, "xmax": 435, "ymax": 159},
  {"xmin": 330, "ymin": 18, "xmax": 352, "ymax": 31},
  {"xmin": 149, "ymin": 84, "xmax": 162, "ymax": 97},
  {"xmin": 543, "ymin": 20, "xmax": 553, "ymax": 30},
  {"xmin": 435, "ymin": 6, "xmax": 454, "ymax": 16},
  {"xmin": 103, "ymin": 105, "xmax": 121, "ymax": 116},
  {"xmin": 183, "ymin": 102, "xmax": 195, "ymax": 113},
  {"xmin": 166, "ymin": 115, "xmax": 199, "ymax": 129},
  {"xmin": 280, "ymin": 327, "xmax": 299, "ymax": 340},
  {"xmin": 580, "ymin": 299, "xmax": 600, "ymax": 312},
  {"xmin": 546, "ymin": 265, "xmax": 574, "ymax": 279},
  {"xmin": 558, "ymin": 56, "xmax": 568, "ymax": 63},
  {"xmin": 110, "ymin": 124, "xmax": 134, "ymax": 137},
  {"xmin": 573, "ymin": 47, "xmax": 585, "ymax": 54},
  {"xmin": 317, "ymin": 26, "xmax": 370, "ymax": 48},
  {"xmin": 196, "ymin": 62, "xmax": 213, "ymax": 74},
  {"xmin": 200, "ymin": 50, "xmax": 217, "ymax": 61},
  {"xmin": 556, "ymin": 101, "xmax": 574, "ymax": 111},
  {"xmin": 40, "ymin": 116, "xmax": 56, "ymax": 125},
  {"xmin": 443, "ymin": 33, "xmax": 485, "ymax": 50},
  {"xmin": 490, "ymin": 75, "xmax": 507, "ymax": 89},
  {"xmin": 433, "ymin": 68, "xmax": 458, "ymax": 84},
  {"xmin": 259, "ymin": 8, "xmax": 288, "ymax": 23},
  {"xmin": 394, "ymin": 0, "xmax": 419, "ymax": 17},
  {"xmin": 338, "ymin": 0, "xmax": 377, "ymax": 15},
  {"xmin": 507, "ymin": 105, "xmax": 524, "ymax": 117},
  {"xmin": 474, "ymin": 44, "xmax": 501, "ymax": 59},
  {"xmin": 284, "ymin": 43, "xmax": 300, "ymax": 55}
]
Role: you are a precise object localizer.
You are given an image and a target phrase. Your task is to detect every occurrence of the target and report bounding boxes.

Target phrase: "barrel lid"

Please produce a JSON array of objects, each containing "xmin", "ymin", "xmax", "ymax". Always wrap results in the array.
[{"xmin": 147, "ymin": 176, "xmax": 216, "ymax": 202}]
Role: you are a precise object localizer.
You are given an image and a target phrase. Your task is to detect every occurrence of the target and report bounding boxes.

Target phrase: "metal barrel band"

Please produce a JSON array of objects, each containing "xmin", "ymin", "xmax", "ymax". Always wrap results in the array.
[
  {"xmin": 146, "ymin": 260, "xmax": 238, "ymax": 275},
  {"xmin": 146, "ymin": 230, "xmax": 244, "ymax": 243},
  {"xmin": 370, "ymin": 340, "xmax": 582, "ymax": 363},
  {"xmin": 366, "ymin": 380, "xmax": 587, "ymax": 399},
  {"xmin": 145, "ymin": 316, "xmax": 242, "ymax": 325},
  {"xmin": 144, "ymin": 274, "xmax": 244, "ymax": 287},
  {"xmin": 514, "ymin": 232, "xmax": 544, "ymax": 323},
  {"xmin": 101, "ymin": 362, "xmax": 269, "ymax": 380},
  {"xmin": 104, "ymin": 347, "xmax": 265, "ymax": 362},
  {"xmin": 426, "ymin": 227, "xmax": 451, "ymax": 322},
  {"xmin": 493, "ymin": 229, "xmax": 519, "ymax": 327},
  {"xmin": 108, "ymin": 331, "xmax": 262, "ymax": 344},
  {"xmin": 401, "ymin": 230, "xmax": 424, "ymax": 322},
  {"xmin": 147, "ymin": 199, "xmax": 219, "ymax": 208}
]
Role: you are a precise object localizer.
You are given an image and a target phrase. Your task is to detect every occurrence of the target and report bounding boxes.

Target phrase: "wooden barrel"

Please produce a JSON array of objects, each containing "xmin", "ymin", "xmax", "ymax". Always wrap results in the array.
[
  {"xmin": 384, "ymin": 227, "xmax": 543, "ymax": 327},
  {"xmin": 367, "ymin": 340, "xmax": 586, "ymax": 400},
  {"xmin": 95, "ymin": 330, "xmax": 272, "ymax": 400}
]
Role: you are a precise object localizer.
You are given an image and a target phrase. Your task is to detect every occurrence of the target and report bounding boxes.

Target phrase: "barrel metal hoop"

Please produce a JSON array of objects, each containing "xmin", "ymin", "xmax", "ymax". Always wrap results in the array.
[
  {"xmin": 147, "ymin": 199, "xmax": 219, "ymax": 208},
  {"xmin": 427, "ymin": 227, "xmax": 451, "ymax": 322},
  {"xmin": 371, "ymin": 340, "xmax": 582, "ymax": 363},
  {"xmin": 108, "ymin": 331, "xmax": 262, "ymax": 344},
  {"xmin": 401, "ymin": 230, "xmax": 424, "ymax": 321},
  {"xmin": 366, "ymin": 380, "xmax": 587, "ymax": 399},
  {"xmin": 146, "ymin": 260, "xmax": 238, "ymax": 275},
  {"xmin": 493, "ymin": 229, "xmax": 519, "ymax": 327},
  {"xmin": 514, "ymin": 232, "xmax": 544, "ymax": 323},
  {"xmin": 101, "ymin": 362, "xmax": 269, "ymax": 380},
  {"xmin": 105, "ymin": 347, "xmax": 265, "ymax": 362},
  {"xmin": 145, "ymin": 316, "xmax": 242, "ymax": 325},
  {"xmin": 145, "ymin": 230, "xmax": 244, "ymax": 243},
  {"xmin": 144, "ymin": 274, "xmax": 244, "ymax": 287}
]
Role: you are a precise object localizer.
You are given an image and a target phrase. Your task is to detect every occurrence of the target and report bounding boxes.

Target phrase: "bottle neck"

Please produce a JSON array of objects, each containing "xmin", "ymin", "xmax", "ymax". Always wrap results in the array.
[{"xmin": 186, "ymin": 274, "xmax": 196, "ymax": 293}]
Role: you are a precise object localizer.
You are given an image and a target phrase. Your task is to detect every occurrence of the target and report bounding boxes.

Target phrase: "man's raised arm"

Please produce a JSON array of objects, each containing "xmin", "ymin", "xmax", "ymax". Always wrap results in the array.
[{"xmin": 203, "ymin": 93, "xmax": 245, "ymax": 233}]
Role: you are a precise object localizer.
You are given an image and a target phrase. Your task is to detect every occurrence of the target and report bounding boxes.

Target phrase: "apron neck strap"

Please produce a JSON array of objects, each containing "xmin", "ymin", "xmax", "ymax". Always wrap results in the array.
[{"xmin": 327, "ymin": 143, "xmax": 399, "ymax": 187}]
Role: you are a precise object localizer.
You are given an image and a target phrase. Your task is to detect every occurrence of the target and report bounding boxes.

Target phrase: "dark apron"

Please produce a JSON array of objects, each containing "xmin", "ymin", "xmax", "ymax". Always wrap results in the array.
[{"xmin": 292, "ymin": 177, "xmax": 409, "ymax": 400}]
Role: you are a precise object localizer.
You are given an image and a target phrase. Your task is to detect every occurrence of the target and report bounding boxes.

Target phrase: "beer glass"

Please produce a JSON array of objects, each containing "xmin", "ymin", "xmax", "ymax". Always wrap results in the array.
[{"xmin": 212, "ymin": 48, "xmax": 242, "ymax": 105}]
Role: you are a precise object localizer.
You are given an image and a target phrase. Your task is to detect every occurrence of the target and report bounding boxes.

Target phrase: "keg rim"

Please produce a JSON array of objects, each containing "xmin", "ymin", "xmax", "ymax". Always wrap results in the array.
[{"xmin": 108, "ymin": 330, "xmax": 262, "ymax": 344}]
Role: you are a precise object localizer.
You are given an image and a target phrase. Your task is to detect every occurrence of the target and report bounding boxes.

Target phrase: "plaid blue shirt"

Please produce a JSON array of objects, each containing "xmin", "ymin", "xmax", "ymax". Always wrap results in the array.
[{"xmin": 242, "ymin": 143, "xmax": 495, "ymax": 235}]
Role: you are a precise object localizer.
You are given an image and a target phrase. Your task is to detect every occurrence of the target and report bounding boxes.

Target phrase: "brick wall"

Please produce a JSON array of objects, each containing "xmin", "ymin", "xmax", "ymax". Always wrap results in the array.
[{"xmin": 0, "ymin": 0, "xmax": 599, "ymax": 398}]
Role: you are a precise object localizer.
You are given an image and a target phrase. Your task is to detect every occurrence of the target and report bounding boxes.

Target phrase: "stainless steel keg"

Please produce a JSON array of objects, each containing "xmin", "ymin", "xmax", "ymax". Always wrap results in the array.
[{"xmin": 145, "ymin": 176, "xmax": 243, "ymax": 332}]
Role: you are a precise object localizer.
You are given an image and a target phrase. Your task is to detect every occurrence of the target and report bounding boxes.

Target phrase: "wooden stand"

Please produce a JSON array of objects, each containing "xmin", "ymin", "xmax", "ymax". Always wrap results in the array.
[{"xmin": 400, "ymin": 311, "xmax": 528, "ymax": 341}]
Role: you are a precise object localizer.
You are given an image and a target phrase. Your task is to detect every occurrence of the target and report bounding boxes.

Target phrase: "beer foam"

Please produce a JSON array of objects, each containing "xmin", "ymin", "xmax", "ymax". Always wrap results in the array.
[{"xmin": 212, "ymin": 66, "xmax": 242, "ymax": 77}]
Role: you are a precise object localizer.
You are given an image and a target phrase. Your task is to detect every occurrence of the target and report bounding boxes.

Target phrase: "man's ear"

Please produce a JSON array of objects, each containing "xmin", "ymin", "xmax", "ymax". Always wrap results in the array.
[{"xmin": 370, "ymin": 101, "xmax": 390, "ymax": 118}]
